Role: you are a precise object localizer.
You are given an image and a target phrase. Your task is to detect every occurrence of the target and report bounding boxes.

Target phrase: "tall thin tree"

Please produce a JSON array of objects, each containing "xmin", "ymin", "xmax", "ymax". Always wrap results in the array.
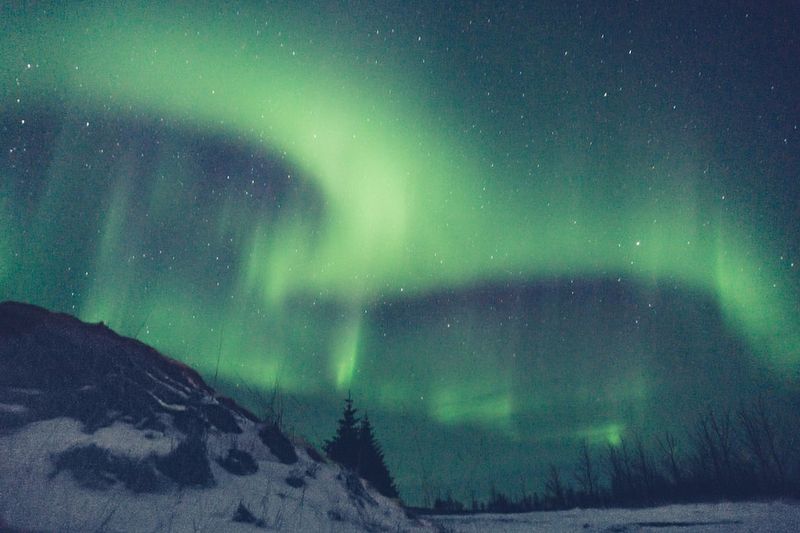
[
  {"xmin": 324, "ymin": 392, "xmax": 360, "ymax": 470},
  {"xmin": 358, "ymin": 412, "xmax": 399, "ymax": 499}
]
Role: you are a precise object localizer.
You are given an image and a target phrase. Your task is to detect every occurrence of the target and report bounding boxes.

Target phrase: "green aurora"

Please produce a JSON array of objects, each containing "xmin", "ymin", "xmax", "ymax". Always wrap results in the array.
[{"xmin": 1, "ymin": 2, "xmax": 798, "ymax": 501}]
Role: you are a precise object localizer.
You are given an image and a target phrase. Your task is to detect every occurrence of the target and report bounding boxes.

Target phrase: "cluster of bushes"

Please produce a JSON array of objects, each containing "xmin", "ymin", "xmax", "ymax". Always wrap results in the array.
[{"xmin": 433, "ymin": 399, "xmax": 800, "ymax": 514}]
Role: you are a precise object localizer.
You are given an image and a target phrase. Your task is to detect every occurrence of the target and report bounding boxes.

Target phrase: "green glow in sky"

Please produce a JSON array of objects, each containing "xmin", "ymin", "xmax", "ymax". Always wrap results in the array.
[
  {"xmin": 3, "ymin": 0, "xmax": 797, "ymax": 396},
  {"xmin": 0, "ymin": 185, "xmax": 10, "ymax": 283}
]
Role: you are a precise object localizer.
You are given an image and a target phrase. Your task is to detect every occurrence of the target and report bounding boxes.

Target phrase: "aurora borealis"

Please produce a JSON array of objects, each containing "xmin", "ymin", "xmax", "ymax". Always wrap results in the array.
[{"xmin": 2, "ymin": 1, "xmax": 799, "ymax": 501}]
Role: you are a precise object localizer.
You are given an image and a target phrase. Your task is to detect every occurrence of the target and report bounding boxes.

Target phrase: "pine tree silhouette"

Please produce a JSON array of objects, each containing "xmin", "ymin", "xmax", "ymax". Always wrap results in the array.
[
  {"xmin": 324, "ymin": 394, "xmax": 400, "ymax": 499},
  {"xmin": 323, "ymin": 392, "xmax": 360, "ymax": 470},
  {"xmin": 358, "ymin": 412, "xmax": 399, "ymax": 499}
]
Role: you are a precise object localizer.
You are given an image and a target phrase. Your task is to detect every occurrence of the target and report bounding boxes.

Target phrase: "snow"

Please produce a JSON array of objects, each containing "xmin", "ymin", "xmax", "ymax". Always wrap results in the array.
[
  {"xmin": 147, "ymin": 391, "xmax": 189, "ymax": 412},
  {"xmin": 0, "ymin": 402, "xmax": 27, "ymax": 413},
  {"xmin": 3, "ymin": 422, "xmax": 800, "ymax": 532},
  {"xmin": 5, "ymin": 387, "xmax": 41, "ymax": 395},
  {"xmin": 144, "ymin": 370, "xmax": 190, "ymax": 399},
  {"xmin": 427, "ymin": 501, "xmax": 800, "ymax": 532},
  {"xmin": 4, "ymin": 415, "xmax": 799, "ymax": 533},
  {"xmin": 0, "ymin": 417, "xmax": 434, "ymax": 532}
]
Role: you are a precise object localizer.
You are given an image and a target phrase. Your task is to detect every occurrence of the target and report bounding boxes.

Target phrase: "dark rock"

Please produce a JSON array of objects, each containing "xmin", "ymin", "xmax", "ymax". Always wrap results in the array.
[
  {"xmin": 202, "ymin": 403, "xmax": 241, "ymax": 434},
  {"xmin": 285, "ymin": 473, "xmax": 305, "ymax": 488},
  {"xmin": 258, "ymin": 422, "xmax": 298, "ymax": 464},
  {"xmin": 155, "ymin": 434, "xmax": 215, "ymax": 487},
  {"xmin": 232, "ymin": 502, "xmax": 265, "ymax": 527},
  {"xmin": 51, "ymin": 444, "xmax": 161, "ymax": 493},
  {"xmin": 218, "ymin": 395, "xmax": 260, "ymax": 423},
  {"xmin": 217, "ymin": 448, "xmax": 258, "ymax": 476}
]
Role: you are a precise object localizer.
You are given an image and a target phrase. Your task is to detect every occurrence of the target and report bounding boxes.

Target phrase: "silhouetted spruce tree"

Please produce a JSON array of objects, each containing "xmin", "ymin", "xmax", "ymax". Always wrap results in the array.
[
  {"xmin": 357, "ymin": 413, "xmax": 399, "ymax": 499},
  {"xmin": 323, "ymin": 392, "xmax": 360, "ymax": 470}
]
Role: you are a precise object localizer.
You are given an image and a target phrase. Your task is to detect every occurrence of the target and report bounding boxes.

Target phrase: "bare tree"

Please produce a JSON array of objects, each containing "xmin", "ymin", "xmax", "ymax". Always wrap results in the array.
[
  {"xmin": 632, "ymin": 436, "xmax": 657, "ymax": 503},
  {"xmin": 738, "ymin": 397, "xmax": 786, "ymax": 493},
  {"xmin": 607, "ymin": 439, "xmax": 634, "ymax": 504},
  {"xmin": 574, "ymin": 440, "xmax": 598, "ymax": 503},
  {"xmin": 545, "ymin": 464, "xmax": 565, "ymax": 509},
  {"xmin": 657, "ymin": 431, "xmax": 682, "ymax": 488},
  {"xmin": 693, "ymin": 408, "xmax": 738, "ymax": 496}
]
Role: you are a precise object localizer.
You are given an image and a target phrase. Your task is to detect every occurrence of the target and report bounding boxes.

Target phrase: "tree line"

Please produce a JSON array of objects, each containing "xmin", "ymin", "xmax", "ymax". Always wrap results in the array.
[{"xmin": 430, "ymin": 398, "xmax": 800, "ymax": 514}]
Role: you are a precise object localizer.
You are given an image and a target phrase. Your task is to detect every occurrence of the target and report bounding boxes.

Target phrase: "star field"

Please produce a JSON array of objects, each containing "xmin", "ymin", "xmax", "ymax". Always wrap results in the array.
[{"xmin": 1, "ymin": 1, "xmax": 799, "ymax": 502}]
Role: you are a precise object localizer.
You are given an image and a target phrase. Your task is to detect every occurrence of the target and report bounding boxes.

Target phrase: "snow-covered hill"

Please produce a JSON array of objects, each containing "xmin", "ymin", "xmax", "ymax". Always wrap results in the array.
[{"xmin": 0, "ymin": 301, "xmax": 433, "ymax": 532}]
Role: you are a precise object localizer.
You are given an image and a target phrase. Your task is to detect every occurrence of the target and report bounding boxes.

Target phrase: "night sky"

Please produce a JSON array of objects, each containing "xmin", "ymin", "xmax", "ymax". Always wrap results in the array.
[{"xmin": 2, "ymin": 1, "xmax": 799, "ymax": 503}]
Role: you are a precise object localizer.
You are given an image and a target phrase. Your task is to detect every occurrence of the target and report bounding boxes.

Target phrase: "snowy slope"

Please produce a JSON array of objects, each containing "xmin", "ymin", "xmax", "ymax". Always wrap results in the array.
[{"xmin": 0, "ymin": 301, "xmax": 433, "ymax": 532}]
